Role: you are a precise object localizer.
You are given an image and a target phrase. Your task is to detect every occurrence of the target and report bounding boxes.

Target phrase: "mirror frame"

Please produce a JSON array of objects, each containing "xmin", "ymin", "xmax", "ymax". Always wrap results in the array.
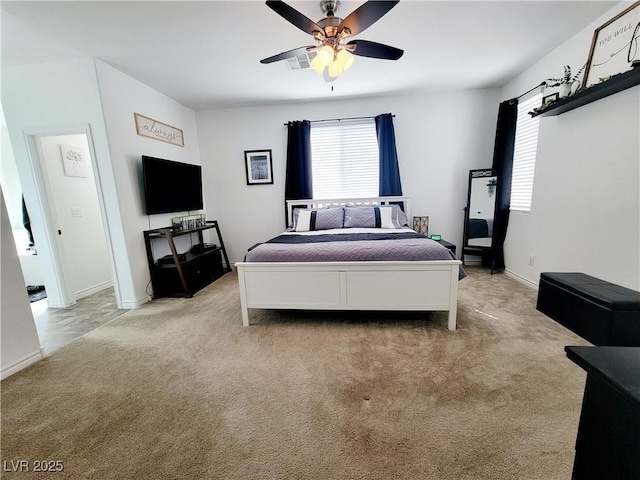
[{"xmin": 462, "ymin": 168, "xmax": 497, "ymax": 263}]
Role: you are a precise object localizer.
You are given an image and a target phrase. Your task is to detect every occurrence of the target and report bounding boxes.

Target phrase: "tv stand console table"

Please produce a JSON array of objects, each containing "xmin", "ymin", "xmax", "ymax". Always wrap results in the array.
[{"xmin": 143, "ymin": 221, "xmax": 230, "ymax": 298}]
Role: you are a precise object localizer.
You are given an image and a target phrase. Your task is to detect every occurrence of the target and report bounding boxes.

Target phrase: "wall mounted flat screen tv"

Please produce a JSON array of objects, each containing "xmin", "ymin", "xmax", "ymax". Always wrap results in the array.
[{"xmin": 142, "ymin": 155, "xmax": 203, "ymax": 215}]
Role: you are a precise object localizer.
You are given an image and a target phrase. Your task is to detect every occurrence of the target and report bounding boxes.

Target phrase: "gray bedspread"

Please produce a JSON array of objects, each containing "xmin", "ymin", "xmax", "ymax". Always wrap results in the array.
[{"xmin": 244, "ymin": 228, "xmax": 466, "ymax": 279}]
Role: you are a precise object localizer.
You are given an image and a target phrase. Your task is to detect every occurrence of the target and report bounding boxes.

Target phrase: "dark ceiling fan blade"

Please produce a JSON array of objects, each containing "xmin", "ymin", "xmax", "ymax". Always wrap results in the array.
[
  {"xmin": 260, "ymin": 46, "xmax": 314, "ymax": 64},
  {"xmin": 348, "ymin": 40, "xmax": 403, "ymax": 60},
  {"xmin": 338, "ymin": 1, "xmax": 399, "ymax": 37},
  {"xmin": 266, "ymin": 0, "xmax": 323, "ymax": 35}
]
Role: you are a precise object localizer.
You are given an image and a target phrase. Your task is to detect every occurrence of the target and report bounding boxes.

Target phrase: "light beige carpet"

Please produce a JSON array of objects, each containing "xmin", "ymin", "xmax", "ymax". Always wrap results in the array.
[{"xmin": 1, "ymin": 267, "xmax": 589, "ymax": 479}]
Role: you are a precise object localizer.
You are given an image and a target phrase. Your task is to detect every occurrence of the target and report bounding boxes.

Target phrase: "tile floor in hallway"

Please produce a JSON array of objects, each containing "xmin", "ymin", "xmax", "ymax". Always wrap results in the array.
[{"xmin": 31, "ymin": 287, "xmax": 127, "ymax": 355}]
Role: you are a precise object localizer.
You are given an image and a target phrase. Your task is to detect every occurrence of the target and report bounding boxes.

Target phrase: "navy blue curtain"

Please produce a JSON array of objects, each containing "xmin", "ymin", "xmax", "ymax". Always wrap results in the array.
[
  {"xmin": 490, "ymin": 99, "xmax": 518, "ymax": 271},
  {"xmin": 285, "ymin": 120, "xmax": 312, "ymax": 200},
  {"xmin": 375, "ymin": 113, "xmax": 402, "ymax": 196},
  {"xmin": 284, "ymin": 120, "xmax": 312, "ymax": 224}
]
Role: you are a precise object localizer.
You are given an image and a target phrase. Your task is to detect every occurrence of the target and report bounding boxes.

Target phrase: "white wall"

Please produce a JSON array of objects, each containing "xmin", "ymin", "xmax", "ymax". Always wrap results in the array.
[
  {"xmin": 1, "ymin": 58, "xmax": 135, "ymax": 307},
  {"xmin": 37, "ymin": 134, "xmax": 112, "ymax": 298},
  {"xmin": 0, "ymin": 106, "xmax": 45, "ymax": 286},
  {"xmin": 0, "ymin": 107, "xmax": 24, "ymax": 231},
  {"xmin": 3, "ymin": 58, "xmax": 203, "ymax": 309},
  {"xmin": 95, "ymin": 60, "xmax": 203, "ymax": 301},
  {"xmin": 501, "ymin": 2, "xmax": 640, "ymax": 290},
  {"xmin": 1, "ymin": 187, "xmax": 43, "ymax": 380},
  {"xmin": 197, "ymin": 89, "xmax": 500, "ymax": 263},
  {"xmin": 0, "ymin": 58, "xmax": 202, "ymax": 378}
]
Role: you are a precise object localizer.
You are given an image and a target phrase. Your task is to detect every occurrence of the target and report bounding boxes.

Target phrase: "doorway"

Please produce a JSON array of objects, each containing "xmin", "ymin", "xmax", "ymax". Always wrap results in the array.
[
  {"xmin": 1, "ymin": 125, "xmax": 120, "ymax": 354},
  {"xmin": 32, "ymin": 133, "xmax": 113, "ymax": 300}
]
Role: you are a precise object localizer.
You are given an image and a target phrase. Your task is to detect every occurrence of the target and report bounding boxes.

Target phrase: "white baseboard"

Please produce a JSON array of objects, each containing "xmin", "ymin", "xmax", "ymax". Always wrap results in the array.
[
  {"xmin": 77, "ymin": 281, "xmax": 150, "ymax": 309},
  {"xmin": 1, "ymin": 347, "xmax": 45, "ymax": 380},
  {"xmin": 505, "ymin": 269, "xmax": 538, "ymax": 290},
  {"xmin": 120, "ymin": 296, "xmax": 150, "ymax": 309},
  {"xmin": 75, "ymin": 279, "xmax": 113, "ymax": 300},
  {"xmin": 46, "ymin": 299, "xmax": 67, "ymax": 308}
]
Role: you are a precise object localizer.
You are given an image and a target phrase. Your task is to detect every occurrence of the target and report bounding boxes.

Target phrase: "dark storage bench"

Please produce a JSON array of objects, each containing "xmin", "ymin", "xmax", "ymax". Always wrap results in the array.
[{"xmin": 537, "ymin": 272, "xmax": 640, "ymax": 346}]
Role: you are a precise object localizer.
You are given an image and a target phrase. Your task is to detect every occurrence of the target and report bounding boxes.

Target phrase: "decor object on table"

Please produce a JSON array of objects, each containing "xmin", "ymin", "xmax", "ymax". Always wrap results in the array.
[
  {"xmin": 171, "ymin": 214, "xmax": 205, "ymax": 231},
  {"xmin": 245, "ymin": 150, "xmax": 273, "ymax": 185},
  {"xmin": 543, "ymin": 64, "xmax": 585, "ymax": 98},
  {"xmin": 134, "ymin": 113, "xmax": 184, "ymax": 147},
  {"xmin": 60, "ymin": 144, "xmax": 89, "ymax": 177},
  {"xmin": 583, "ymin": 1, "xmax": 640, "ymax": 88},
  {"xmin": 412, "ymin": 216, "xmax": 429, "ymax": 236},
  {"xmin": 260, "ymin": 0, "xmax": 403, "ymax": 81}
]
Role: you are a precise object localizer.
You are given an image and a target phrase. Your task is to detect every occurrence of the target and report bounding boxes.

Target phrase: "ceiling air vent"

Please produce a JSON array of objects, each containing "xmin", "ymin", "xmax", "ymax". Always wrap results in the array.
[{"xmin": 287, "ymin": 50, "xmax": 317, "ymax": 70}]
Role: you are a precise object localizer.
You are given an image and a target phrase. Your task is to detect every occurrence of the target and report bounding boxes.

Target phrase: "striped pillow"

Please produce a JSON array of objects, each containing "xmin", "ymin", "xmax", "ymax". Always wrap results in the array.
[
  {"xmin": 293, "ymin": 207, "xmax": 344, "ymax": 232},
  {"xmin": 343, "ymin": 205, "xmax": 407, "ymax": 229}
]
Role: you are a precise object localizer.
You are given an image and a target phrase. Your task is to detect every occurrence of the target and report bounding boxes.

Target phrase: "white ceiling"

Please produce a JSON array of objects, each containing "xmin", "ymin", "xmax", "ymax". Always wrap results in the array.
[{"xmin": 1, "ymin": 1, "xmax": 619, "ymax": 111}]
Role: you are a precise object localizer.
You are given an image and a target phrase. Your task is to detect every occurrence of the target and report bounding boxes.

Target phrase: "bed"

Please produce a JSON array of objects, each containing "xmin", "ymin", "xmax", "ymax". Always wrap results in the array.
[{"xmin": 235, "ymin": 197, "xmax": 464, "ymax": 330}]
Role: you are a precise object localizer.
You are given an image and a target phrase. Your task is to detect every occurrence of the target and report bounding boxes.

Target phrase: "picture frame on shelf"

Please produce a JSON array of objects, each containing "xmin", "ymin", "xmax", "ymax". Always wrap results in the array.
[
  {"xmin": 542, "ymin": 92, "xmax": 560, "ymax": 105},
  {"xmin": 244, "ymin": 150, "xmax": 273, "ymax": 185},
  {"xmin": 583, "ymin": 1, "xmax": 640, "ymax": 89}
]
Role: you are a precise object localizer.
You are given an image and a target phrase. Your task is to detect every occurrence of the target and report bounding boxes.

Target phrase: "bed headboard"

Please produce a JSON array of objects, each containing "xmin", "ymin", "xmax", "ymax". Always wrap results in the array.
[{"xmin": 286, "ymin": 196, "xmax": 411, "ymax": 227}]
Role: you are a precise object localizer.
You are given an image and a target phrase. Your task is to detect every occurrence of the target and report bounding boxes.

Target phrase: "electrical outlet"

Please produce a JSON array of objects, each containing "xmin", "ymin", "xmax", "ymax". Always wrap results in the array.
[
  {"xmin": 71, "ymin": 207, "xmax": 82, "ymax": 217},
  {"xmin": 528, "ymin": 255, "xmax": 535, "ymax": 266}
]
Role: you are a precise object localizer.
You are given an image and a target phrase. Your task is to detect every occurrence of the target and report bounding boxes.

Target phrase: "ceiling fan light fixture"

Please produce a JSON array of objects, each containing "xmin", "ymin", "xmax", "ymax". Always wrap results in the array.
[
  {"xmin": 310, "ymin": 55, "xmax": 325, "ymax": 74},
  {"xmin": 261, "ymin": 0, "xmax": 402, "ymax": 82},
  {"xmin": 328, "ymin": 59, "xmax": 343, "ymax": 77},
  {"xmin": 336, "ymin": 49, "xmax": 354, "ymax": 71},
  {"xmin": 318, "ymin": 45, "xmax": 334, "ymax": 66}
]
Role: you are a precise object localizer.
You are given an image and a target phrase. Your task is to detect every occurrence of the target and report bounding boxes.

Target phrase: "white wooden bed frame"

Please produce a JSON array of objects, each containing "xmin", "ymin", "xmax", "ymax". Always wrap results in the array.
[{"xmin": 236, "ymin": 197, "xmax": 461, "ymax": 330}]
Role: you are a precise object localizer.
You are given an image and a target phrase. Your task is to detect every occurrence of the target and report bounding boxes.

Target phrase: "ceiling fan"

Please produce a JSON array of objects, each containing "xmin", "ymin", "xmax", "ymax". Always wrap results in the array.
[{"xmin": 260, "ymin": 0, "xmax": 403, "ymax": 80}]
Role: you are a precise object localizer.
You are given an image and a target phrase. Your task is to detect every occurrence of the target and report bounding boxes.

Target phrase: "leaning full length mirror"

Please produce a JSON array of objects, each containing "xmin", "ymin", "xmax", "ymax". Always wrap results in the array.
[{"xmin": 464, "ymin": 169, "xmax": 497, "ymax": 248}]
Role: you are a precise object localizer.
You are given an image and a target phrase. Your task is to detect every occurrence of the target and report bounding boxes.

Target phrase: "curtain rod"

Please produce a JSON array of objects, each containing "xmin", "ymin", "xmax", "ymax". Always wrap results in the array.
[
  {"xmin": 284, "ymin": 114, "xmax": 394, "ymax": 126},
  {"xmin": 517, "ymin": 82, "xmax": 545, "ymax": 99}
]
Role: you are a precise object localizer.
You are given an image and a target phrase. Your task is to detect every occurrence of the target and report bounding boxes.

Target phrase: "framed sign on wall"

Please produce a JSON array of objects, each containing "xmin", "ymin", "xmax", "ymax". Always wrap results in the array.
[
  {"xmin": 134, "ymin": 113, "xmax": 184, "ymax": 147},
  {"xmin": 583, "ymin": 1, "xmax": 640, "ymax": 88}
]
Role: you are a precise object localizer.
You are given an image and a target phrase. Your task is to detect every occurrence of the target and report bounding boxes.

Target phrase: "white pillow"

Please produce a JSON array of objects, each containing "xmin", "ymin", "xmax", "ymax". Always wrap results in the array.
[
  {"xmin": 379, "ymin": 206, "xmax": 396, "ymax": 229},
  {"xmin": 294, "ymin": 209, "xmax": 313, "ymax": 232}
]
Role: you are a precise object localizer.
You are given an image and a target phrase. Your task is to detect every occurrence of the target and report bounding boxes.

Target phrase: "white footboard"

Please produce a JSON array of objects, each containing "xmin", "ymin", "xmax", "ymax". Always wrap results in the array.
[{"xmin": 236, "ymin": 261, "xmax": 460, "ymax": 330}]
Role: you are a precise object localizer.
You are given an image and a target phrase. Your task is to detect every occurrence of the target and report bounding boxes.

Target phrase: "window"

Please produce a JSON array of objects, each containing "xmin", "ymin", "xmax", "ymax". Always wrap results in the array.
[
  {"xmin": 510, "ymin": 93, "xmax": 542, "ymax": 212},
  {"xmin": 310, "ymin": 119, "xmax": 378, "ymax": 199}
]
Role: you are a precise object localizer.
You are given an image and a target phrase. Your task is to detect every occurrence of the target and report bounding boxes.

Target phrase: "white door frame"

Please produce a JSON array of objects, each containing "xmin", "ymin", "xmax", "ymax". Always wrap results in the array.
[{"xmin": 23, "ymin": 124, "xmax": 122, "ymax": 308}]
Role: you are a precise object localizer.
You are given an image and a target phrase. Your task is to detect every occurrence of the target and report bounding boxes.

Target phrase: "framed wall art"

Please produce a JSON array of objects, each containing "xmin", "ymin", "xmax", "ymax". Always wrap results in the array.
[
  {"xmin": 244, "ymin": 150, "xmax": 273, "ymax": 185},
  {"xmin": 60, "ymin": 144, "xmax": 89, "ymax": 178},
  {"xmin": 134, "ymin": 113, "xmax": 184, "ymax": 147},
  {"xmin": 583, "ymin": 1, "xmax": 640, "ymax": 88}
]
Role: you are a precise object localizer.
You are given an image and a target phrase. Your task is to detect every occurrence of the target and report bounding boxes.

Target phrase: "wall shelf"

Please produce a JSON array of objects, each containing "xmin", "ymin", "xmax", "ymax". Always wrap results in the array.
[{"xmin": 531, "ymin": 67, "xmax": 640, "ymax": 117}]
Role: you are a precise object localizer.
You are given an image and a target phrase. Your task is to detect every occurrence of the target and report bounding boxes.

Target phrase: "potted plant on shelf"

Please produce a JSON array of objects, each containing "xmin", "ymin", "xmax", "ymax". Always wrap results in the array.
[{"xmin": 544, "ymin": 64, "xmax": 586, "ymax": 98}]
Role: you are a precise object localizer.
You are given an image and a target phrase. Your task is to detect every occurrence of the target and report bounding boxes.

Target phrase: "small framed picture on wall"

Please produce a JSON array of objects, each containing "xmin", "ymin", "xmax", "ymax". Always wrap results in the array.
[{"xmin": 245, "ymin": 150, "xmax": 273, "ymax": 185}]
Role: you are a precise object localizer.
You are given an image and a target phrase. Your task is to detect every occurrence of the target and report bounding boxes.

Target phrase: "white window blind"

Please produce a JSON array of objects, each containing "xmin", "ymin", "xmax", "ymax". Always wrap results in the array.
[
  {"xmin": 310, "ymin": 119, "xmax": 378, "ymax": 199},
  {"xmin": 510, "ymin": 93, "xmax": 542, "ymax": 212}
]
